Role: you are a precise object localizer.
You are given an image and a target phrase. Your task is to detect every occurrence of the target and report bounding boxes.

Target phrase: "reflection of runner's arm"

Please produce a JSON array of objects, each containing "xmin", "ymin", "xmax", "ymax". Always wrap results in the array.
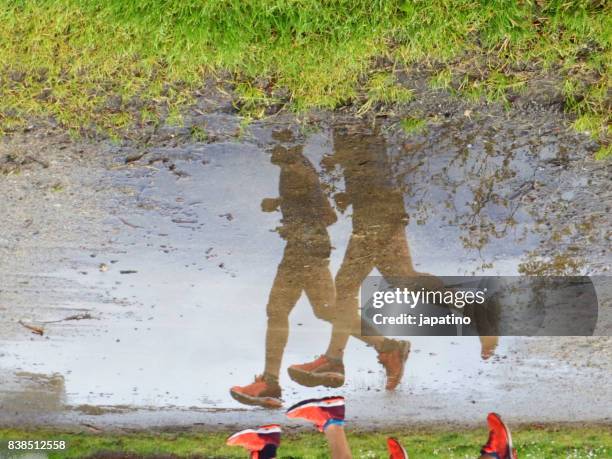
[{"xmin": 261, "ymin": 197, "xmax": 281, "ymax": 212}]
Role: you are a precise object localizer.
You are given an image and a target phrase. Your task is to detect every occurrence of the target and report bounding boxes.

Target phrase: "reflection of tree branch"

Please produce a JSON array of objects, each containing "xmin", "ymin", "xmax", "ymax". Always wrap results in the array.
[{"xmin": 321, "ymin": 120, "xmax": 576, "ymax": 269}]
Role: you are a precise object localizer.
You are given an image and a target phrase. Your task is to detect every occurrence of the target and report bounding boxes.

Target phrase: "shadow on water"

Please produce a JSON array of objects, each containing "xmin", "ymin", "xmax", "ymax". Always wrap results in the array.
[{"xmin": 1, "ymin": 116, "xmax": 610, "ymax": 426}]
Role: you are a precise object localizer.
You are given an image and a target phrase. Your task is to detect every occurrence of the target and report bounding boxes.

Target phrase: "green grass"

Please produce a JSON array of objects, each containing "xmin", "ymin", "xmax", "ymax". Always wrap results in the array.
[
  {"xmin": 358, "ymin": 72, "xmax": 414, "ymax": 115},
  {"xmin": 595, "ymin": 144, "xmax": 611, "ymax": 159},
  {"xmin": 189, "ymin": 125, "xmax": 208, "ymax": 142},
  {"xmin": 0, "ymin": 1, "xmax": 610, "ymax": 155},
  {"xmin": 1, "ymin": 426, "xmax": 610, "ymax": 458},
  {"xmin": 401, "ymin": 116, "xmax": 428, "ymax": 134}
]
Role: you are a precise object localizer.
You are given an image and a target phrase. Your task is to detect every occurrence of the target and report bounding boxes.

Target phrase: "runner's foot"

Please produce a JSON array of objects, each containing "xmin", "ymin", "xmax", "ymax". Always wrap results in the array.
[
  {"xmin": 480, "ymin": 336, "xmax": 499, "ymax": 360},
  {"xmin": 481, "ymin": 412, "xmax": 518, "ymax": 459},
  {"xmin": 377, "ymin": 340, "xmax": 410, "ymax": 390},
  {"xmin": 286, "ymin": 395, "xmax": 345, "ymax": 432},
  {"xmin": 288, "ymin": 355, "xmax": 345, "ymax": 388},
  {"xmin": 226, "ymin": 424, "xmax": 281, "ymax": 459},
  {"xmin": 387, "ymin": 437, "xmax": 409, "ymax": 458},
  {"xmin": 230, "ymin": 375, "xmax": 282, "ymax": 409}
]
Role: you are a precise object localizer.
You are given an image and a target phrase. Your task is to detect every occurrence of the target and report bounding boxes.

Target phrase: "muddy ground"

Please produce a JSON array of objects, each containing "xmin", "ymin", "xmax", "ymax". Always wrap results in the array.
[{"xmin": 0, "ymin": 86, "xmax": 611, "ymax": 432}]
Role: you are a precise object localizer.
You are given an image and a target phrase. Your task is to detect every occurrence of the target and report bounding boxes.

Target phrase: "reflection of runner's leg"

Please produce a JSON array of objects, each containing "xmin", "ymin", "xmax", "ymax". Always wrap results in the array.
[
  {"xmin": 289, "ymin": 233, "xmax": 410, "ymax": 390},
  {"xmin": 230, "ymin": 254, "xmax": 300, "ymax": 408},
  {"xmin": 304, "ymin": 260, "xmax": 336, "ymax": 323},
  {"xmin": 479, "ymin": 336, "xmax": 499, "ymax": 360},
  {"xmin": 288, "ymin": 262, "xmax": 345, "ymax": 388},
  {"xmin": 263, "ymin": 256, "xmax": 303, "ymax": 379},
  {"xmin": 327, "ymin": 233, "xmax": 377, "ymax": 358},
  {"xmin": 374, "ymin": 226, "xmax": 447, "ymax": 390},
  {"xmin": 288, "ymin": 235, "xmax": 370, "ymax": 387},
  {"xmin": 375, "ymin": 226, "xmax": 437, "ymax": 283}
]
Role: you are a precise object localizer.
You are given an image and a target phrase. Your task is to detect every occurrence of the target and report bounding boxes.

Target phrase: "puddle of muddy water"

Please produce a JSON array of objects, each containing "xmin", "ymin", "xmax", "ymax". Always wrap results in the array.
[{"xmin": 1, "ymin": 116, "xmax": 610, "ymax": 427}]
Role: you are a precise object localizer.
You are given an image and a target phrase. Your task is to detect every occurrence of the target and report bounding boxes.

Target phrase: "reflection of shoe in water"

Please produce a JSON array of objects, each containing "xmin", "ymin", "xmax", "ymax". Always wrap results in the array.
[
  {"xmin": 387, "ymin": 437, "xmax": 409, "ymax": 458},
  {"xmin": 230, "ymin": 375, "xmax": 282, "ymax": 409},
  {"xmin": 287, "ymin": 355, "xmax": 345, "ymax": 388},
  {"xmin": 378, "ymin": 340, "xmax": 410, "ymax": 390},
  {"xmin": 286, "ymin": 395, "xmax": 345, "ymax": 432},
  {"xmin": 481, "ymin": 413, "xmax": 518, "ymax": 459},
  {"xmin": 480, "ymin": 336, "xmax": 499, "ymax": 360},
  {"xmin": 226, "ymin": 424, "xmax": 281, "ymax": 459}
]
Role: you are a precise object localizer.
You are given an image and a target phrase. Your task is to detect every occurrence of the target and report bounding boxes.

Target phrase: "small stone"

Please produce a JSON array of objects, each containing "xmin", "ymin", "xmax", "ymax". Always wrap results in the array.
[
  {"xmin": 539, "ymin": 144, "xmax": 558, "ymax": 161},
  {"xmin": 561, "ymin": 191, "xmax": 575, "ymax": 201}
]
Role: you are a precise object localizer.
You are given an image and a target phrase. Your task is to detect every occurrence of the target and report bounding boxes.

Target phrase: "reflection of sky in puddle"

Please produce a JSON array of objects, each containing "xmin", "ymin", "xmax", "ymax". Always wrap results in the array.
[{"xmin": 0, "ymin": 128, "xmax": 571, "ymax": 411}]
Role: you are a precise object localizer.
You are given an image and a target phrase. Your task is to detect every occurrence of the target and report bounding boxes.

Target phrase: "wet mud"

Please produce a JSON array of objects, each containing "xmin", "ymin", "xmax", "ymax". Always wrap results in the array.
[{"xmin": 0, "ymin": 104, "xmax": 610, "ymax": 430}]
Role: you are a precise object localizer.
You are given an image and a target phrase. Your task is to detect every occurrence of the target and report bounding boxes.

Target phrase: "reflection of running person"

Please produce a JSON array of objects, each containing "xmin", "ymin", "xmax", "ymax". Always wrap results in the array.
[
  {"xmin": 230, "ymin": 136, "xmax": 337, "ymax": 408},
  {"xmin": 289, "ymin": 125, "xmax": 442, "ymax": 391},
  {"xmin": 227, "ymin": 396, "xmax": 517, "ymax": 459}
]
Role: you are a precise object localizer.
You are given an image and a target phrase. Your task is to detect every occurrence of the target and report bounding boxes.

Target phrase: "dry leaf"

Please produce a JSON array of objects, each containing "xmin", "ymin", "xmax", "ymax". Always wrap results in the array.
[{"xmin": 18, "ymin": 320, "xmax": 44, "ymax": 336}]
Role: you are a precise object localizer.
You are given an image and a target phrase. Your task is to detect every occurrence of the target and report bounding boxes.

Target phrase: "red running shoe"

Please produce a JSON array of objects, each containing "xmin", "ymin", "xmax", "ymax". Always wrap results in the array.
[
  {"xmin": 377, "ymin": 340, "xmax": 410, "ymax": 390},
  {"xmin": 286, "ymin": 395, "xmax": 345, "ymax": 432},
  {"xmin": 288, "ymin": 355, "xmax": 345, "ymax": 388},
  {"xmin": 387, "ymin": 437, "xmax": 409, "ymax": 458},
  {"xmin": 230, "ymin": 375, "xmax": 282, "ymax": 408},
  {"xmin": 226, "ymin": 424, "xmax": 281, "ymax": 459},
  {"xmin": 481, "ymin": 413, "xmax": 518, "ymax": 459}
]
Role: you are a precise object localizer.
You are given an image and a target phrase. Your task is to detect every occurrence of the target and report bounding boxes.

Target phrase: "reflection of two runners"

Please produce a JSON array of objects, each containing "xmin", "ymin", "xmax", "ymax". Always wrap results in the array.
[
  {"xmin": 227, "ymin": 395, "xmax": 518, "ymax": 459},
  {"xmin": 230, "ymin": 125, "xmax": 497, "ymax": 409}
]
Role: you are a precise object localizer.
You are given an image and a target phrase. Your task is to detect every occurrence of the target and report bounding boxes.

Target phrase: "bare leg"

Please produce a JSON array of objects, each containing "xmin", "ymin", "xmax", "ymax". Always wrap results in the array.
[
  {"xmin": 324, "ymin": 234, "xmax": 384, "ymax": 359},
  {"xmin": 304, "ymin": 261, "xmax": 336, "ymax": 323},
  {"xmin": 479, "ymin": 336, "xmax": 499, "ymax": 360},
  {"xmin": 326, "ymin": 226, "xmax": 428, "ymax": 359},
  {"xmin": 374, "ymin": 226, "xmax": 419, "ymax": 279},
  {"xmin": 263, "ymin": 254, "xmax": 303, "ymax": 379},
  {"xmin": 375, "ymin": 226, "xmax": 447, "ymax": 290},
  {"xmin": 324, "ymin": 424, "xmax": 353, "ymax": 459}
]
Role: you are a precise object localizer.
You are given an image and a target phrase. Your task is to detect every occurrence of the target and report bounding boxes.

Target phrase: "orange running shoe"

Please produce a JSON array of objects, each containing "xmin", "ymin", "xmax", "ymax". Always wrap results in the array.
[
  {"xmin": 288, "ymin": 355, "xmax": 345, "ymax": 388},
  {"xmin": 387, "ymin": 437, "xmax": 409, "ymax": 458},
  {"xmin": 230, "ymin": 375, "xmax": 282, "ymax": 409},
  {"xmin": 286, "ymin": 395, "xmax": 345, "ymax": 432},
  {"xmin": 226, "ymin": 424, "xmax": 281, "ymax": 459},
  {"xmin": 481, "ymin": 413, "xmax": 518, "ymax": 459},
  {"xmin": 377, "ymin": 340, "xmax": 410, "ymax": 390}
]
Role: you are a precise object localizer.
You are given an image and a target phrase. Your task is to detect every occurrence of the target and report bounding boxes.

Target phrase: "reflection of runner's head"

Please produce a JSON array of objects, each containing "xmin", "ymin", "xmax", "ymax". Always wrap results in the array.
[
  {"xmin": 271, "ymin": 143, "xmax": 336, "ymax": 232},
  {"xmin": 329, "ymin": 123, "xmax": 408, "ymax": 231}
]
